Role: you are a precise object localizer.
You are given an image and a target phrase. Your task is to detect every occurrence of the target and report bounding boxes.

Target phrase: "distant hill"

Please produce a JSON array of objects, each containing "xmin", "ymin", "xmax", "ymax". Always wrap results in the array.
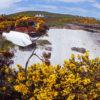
[
  {"xmin": 8, "ymin": 11, "xmax": 76, "ymax": 18},
  {"xmin": 7, "ymin": 11, "xmax": 100, "ymax": 27}
]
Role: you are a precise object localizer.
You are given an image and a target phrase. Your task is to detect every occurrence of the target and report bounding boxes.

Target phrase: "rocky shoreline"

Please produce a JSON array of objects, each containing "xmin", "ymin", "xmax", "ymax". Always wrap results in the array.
[{"xmin": 50, "ymin": 23, "xmax": 100, "ymax": 33}]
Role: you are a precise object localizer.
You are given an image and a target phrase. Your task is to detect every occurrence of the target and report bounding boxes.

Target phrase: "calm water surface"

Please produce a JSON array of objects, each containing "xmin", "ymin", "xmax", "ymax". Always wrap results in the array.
[{"xmin": 0, "ymin": 29, "xmax": 100, "ymax": 67}]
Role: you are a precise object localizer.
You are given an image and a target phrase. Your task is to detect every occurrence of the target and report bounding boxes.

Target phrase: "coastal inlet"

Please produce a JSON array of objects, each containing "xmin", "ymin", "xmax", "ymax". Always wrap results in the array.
[{"xmin": 0, "ymin": 29, "xmax": 100, "ymax": 67}]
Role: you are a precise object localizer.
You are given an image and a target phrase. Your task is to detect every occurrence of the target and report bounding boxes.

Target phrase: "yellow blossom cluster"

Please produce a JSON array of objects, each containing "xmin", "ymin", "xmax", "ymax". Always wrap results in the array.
[
  {"xmin": 0, "ymin": 15, "xmax": 46, "ymax": 33},
  {"xmin": 14, "ymin": 84, "xmax": 28, "ymax": 95},
  {"xmin": 0, "ymin": 21, "xmax": 15, "ymax": 29},
  {"xmin": 0, "ymin": 53, "xmax": 100, "ymax": 99},
  {"xmin": 15, "ymin": 16, "xmax": 45, "ymax": 30}
]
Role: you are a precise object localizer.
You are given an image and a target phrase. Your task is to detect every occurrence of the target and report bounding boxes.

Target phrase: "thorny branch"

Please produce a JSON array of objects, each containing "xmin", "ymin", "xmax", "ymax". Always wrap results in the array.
[
  {"xmin": 25, "ymin": 47, "xmax": 36, "ymax": 73},
  {"xmin": 25, "ymin": 35, "xmax": 45, "ymax": 74}
]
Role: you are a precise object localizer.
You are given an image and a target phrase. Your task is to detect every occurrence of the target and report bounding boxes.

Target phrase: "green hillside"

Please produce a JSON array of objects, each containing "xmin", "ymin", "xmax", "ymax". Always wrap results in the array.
[
  {"xmin": 7, "ymin": 11, "xmax": 80, "ymax": 26},
  {"xmin": 8, "ymin": 11, "xmax": 75, "ymax": 18},
  {"xmin": 6, "ymin": 11, "xmax": 100, "ymax": 27}
]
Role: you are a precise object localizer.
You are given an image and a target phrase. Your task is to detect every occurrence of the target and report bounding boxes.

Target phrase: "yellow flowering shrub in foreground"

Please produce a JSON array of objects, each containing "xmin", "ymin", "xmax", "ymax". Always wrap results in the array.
[{"xmin": 0, "ymin": 53, "xmax": 100, "ymax": 100}]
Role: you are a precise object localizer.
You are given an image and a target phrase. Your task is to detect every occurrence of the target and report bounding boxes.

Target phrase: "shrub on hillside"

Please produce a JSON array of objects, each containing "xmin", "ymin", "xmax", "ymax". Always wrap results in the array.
[{"xmin": 0, "ymin": 52, "xmax": 100, "ymax": 100}]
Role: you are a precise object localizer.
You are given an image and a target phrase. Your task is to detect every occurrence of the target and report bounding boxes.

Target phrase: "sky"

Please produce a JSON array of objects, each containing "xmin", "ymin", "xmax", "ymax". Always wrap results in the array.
[{"xmin": 0, "ymin": 0, "xmax": 100, "ymax": 19}]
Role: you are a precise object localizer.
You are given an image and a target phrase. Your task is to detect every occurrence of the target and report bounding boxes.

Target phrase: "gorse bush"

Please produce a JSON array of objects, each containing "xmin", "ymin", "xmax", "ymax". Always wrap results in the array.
[
  {"xmin": 0, "ymin": 52, "xmax": 100, "ymax": 100},
  {"xmin": 0, "ymin": 16, "xmax": 45, "ymax": 33}
]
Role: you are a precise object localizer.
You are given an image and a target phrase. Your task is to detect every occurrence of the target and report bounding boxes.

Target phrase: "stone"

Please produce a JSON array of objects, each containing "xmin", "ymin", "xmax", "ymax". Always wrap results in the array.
[{"xmin": 71, "ymin": 47, "xmax": 86, "ymax": 53}]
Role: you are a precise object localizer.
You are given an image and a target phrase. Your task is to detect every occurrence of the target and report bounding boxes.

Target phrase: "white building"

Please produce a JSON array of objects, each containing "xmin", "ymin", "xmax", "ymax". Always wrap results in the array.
[{"xmin": 35, "ymin": 14, "xmax": 44, "ymax": 17}]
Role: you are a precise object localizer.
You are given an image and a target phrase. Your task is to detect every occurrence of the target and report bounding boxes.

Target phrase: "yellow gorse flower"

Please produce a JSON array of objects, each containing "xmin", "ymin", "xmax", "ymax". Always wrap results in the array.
[
  {"xmin": 96, "ymin": 83, "xmax": 100, "ymax": 90},
  {"xmin": 29, "ymin": 97, "xmax": 35, "ymax": 100},
  {"xmin": 17, "ymin": 72, "xmax": 25, "ymax": 81},
  {"xmin": 1, "ymin": 53, "xmax": 100, "ymax": 99},
  {"xmin": 82, "ymin": 78, "xmax": 91, "ymax": 85},
  {"xmin": 14, "ymin": 84, "xmax": 28, "ymax": 95}
]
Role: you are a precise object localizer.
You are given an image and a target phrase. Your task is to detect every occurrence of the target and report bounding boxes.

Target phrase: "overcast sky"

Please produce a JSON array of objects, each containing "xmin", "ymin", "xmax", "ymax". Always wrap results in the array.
[{"xmin": 0, "ymin": 0, "xmax": 100, "ymax": 19}]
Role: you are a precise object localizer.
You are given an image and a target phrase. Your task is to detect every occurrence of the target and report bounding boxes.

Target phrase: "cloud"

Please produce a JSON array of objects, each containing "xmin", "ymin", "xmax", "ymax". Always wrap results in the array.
[
  {"xmin": 46, "ymin": 0, "xmax": 95, "ymax": 3},
  {"xmin": 0, "ymin": 0, "xmax": 22, "ymax": 9},
  {"xmin": 55, "ymin": 6, "xmax": 88, "ymax": 17},
  {"xmin": 3, "ymin": 4, "xmax": 58, "ymax": 14},
  {"xmin": 34, "ymin": 4, "xmax": 58, "ymax": 10},
  {"xmin": 92, "ymin": 2, "xmax": 100, "ymax": 9},
  {"xmin": 0, "ymin": 0, "xmax": 99, "ymax": 18},
  {"xmin": 64, "ymin": 7, "xmax": 87, "ymax": 13},
  {"xmin": 59, "ymin": 0, "xmax": 95, "ymax": 3}
]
